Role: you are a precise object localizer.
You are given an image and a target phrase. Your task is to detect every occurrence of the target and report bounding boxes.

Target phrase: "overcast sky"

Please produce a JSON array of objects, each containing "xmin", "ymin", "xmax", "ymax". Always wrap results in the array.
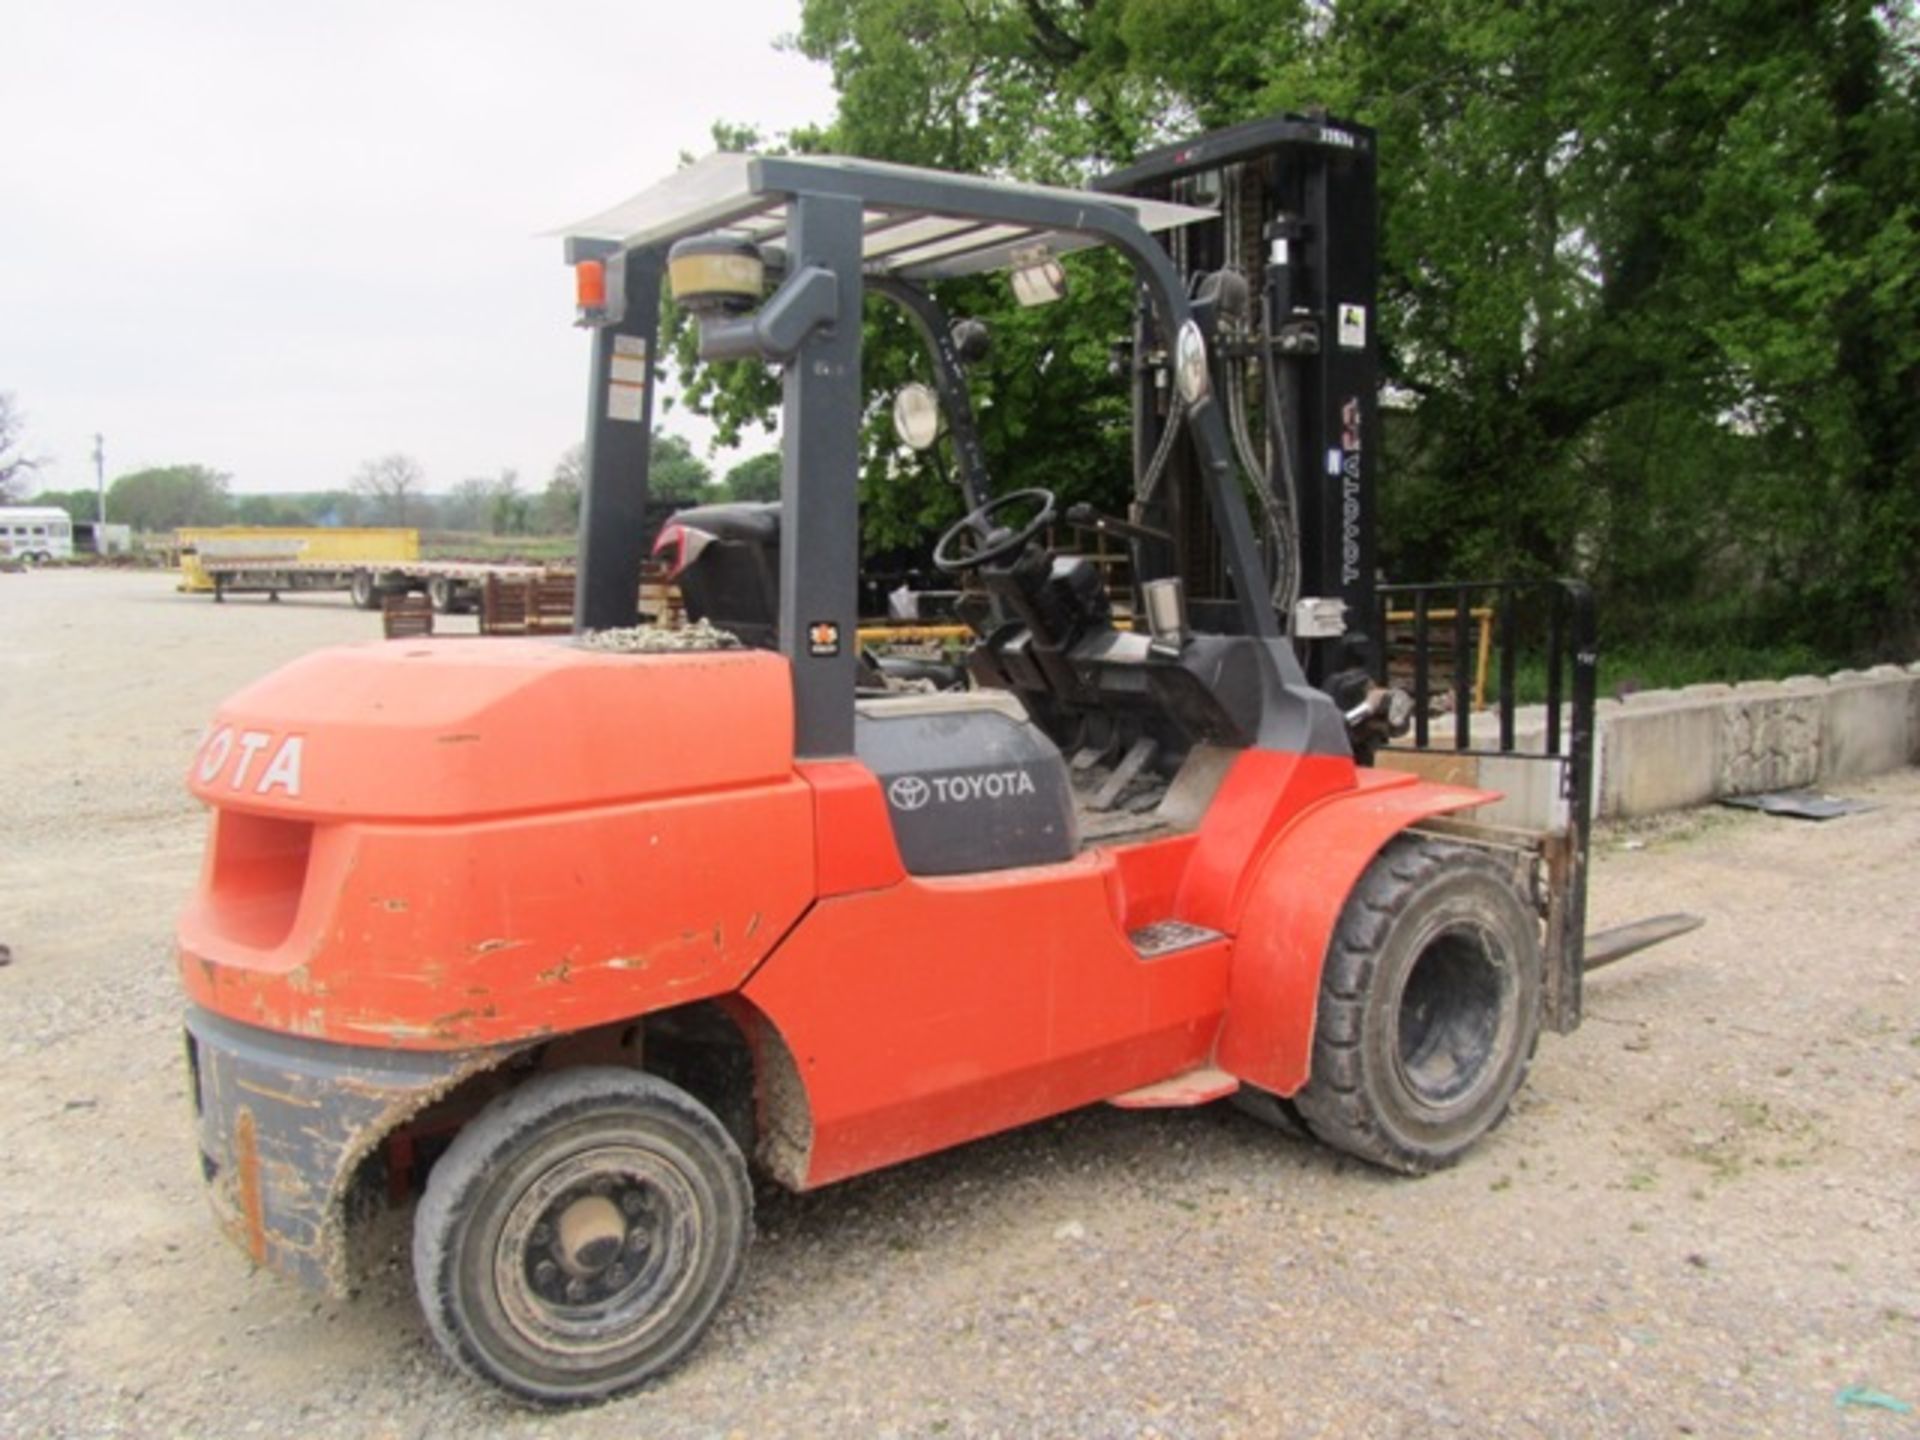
[{"xmin": 2, "ymin": 0, "xmax": 835, "ymax": 496}]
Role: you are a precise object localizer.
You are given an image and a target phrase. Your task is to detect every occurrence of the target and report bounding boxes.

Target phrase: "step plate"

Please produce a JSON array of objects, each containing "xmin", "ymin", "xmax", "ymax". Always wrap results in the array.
[
  {"xmin": 1129, "ymin": 919, "xmax": 1225, "ymax": 959},
  {"xmin": 1108, "ymin": 1065, "xmax": 1240, "ymax": 1110}
]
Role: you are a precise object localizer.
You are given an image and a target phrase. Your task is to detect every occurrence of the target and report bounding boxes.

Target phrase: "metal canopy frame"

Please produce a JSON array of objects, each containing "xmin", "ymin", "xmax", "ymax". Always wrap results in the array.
[
  {"xmin": 560, "ymin": 152, "xmax": 1213, "ymax": 281},
  {"xmin": 566, "ymin": 152, "xmax": 1282, "ymax": 759}
]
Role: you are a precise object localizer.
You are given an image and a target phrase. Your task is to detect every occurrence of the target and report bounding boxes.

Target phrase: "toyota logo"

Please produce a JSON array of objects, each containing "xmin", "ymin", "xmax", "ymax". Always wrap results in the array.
[{"xmin": 887, "ymin": 775, "xmax": 931, "ymax": 811}]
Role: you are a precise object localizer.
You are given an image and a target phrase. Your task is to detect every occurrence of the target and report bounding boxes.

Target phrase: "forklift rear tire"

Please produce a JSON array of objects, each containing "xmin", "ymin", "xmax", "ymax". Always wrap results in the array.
[
  {"xmin": 412, "ymin": 1067, "xmax": 752, "ymax": 1407},
  {"xmin": 1293, "ymin": 835, "xmax": 1542, "ymax": 1174}
]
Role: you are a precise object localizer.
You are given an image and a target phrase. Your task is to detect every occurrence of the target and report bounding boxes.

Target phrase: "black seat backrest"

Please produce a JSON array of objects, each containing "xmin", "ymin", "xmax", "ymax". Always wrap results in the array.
[{"xmin": 664, "ymin": 502, "xmax": 781, "ymax": 649}]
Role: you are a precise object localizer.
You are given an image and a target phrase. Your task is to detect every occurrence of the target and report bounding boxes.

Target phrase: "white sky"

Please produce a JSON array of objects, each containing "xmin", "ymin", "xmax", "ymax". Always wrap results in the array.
[{"xmin": 1, "ymin": 0, "xmax": 836, "ymax": 496}]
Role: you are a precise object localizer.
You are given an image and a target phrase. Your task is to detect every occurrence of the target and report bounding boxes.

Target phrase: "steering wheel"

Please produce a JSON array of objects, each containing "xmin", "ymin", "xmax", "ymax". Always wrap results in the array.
[{"xmin": 933, "ymin": 488, "xmax": 1058, "ymax": 574}]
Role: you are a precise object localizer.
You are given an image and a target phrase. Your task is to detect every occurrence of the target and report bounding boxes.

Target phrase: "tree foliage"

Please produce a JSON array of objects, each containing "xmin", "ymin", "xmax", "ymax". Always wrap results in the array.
[
  {"xmin": 722, "ymin": 451, "xmax": 781, "ymax": 502},
  {"xmin": 106, "ymin": 465, "xmax": 232, "ymax": 532},
  {"xmin": 0, "ymin": 393, "xmax": 44, "ymax": 503},
  {"xmin": 351, "ymin": 453, "xmax": 425, "ymax": 526},
  {"xmin": 649, "ymin": 431, "xmax": 713, "ymax": 502},
  {"xmin": 673, "ymin": 0, "xmax": 1920, "ymax": 657},
  {"xmin": 30, "ymin": 489, "xmax": 99, "ymax": 524}
]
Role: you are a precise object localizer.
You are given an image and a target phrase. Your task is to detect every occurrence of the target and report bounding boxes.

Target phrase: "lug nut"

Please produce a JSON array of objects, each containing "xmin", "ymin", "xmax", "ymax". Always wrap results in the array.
[
  {"xmin": 565, "ymin": 1278, "xmax": 587, "ymax": 1303},
  {"xmin": 606, "ymin": 1263, "xmax": 627, "ymax": 1287},
  {"xmin": 534, "ymin": 1259, "xmax": 558, "ymax": 1286},
  {"xmin": 531, "ymin": 1223, "xmax": 552, "ymax": 1246},
  {"xmin": 627, "ymin": 1229, "xmax": 650, "ymax": 1254},
  {"xmin": 620, "ymin": 1191, "xmax": 646, "ymax": 1217}
]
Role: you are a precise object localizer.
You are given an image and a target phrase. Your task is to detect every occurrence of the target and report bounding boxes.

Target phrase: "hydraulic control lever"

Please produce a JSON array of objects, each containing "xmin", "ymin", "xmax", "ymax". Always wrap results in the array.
[{"xmin": 1064, "ymin": 503, "xmax": 1171, "ymax": 546}]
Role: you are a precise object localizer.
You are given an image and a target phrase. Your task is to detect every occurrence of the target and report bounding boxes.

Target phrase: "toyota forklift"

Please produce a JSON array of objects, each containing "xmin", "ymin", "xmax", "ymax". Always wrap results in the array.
[{"xmin": 177, "ymin": 115, "xmax": 1684, "ymax": 1405}]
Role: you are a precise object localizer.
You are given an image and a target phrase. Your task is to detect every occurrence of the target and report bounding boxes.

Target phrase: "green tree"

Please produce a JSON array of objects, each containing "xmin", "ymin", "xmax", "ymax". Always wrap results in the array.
[
  {"xmin": 721, "ymin": 450, "xmax": 781, "ymax": 502},
  {"xmin": 487, "ymin": 468, "xmax": 529, "ymax": 535},
  {"xmin": 107, "ymin": 464, "xmax": 232, "ymax": 532},
  {"xmin": 649, "ymin": 431, "xmax": 713, "ymax": 503},
  {"xmin": 30, "ymin": 489, "xmax": 99, "ymax": 524},
  {"xmin": 539, "ymin": 444, "xmax": 584, "ymax": 535},
  {"xmin": 735, "ymin": 0, "xmax": 1920, "ymax": 656},
  {"xmin": 231, "ymin": 493, "xmax": 313, "ymax": 526}
]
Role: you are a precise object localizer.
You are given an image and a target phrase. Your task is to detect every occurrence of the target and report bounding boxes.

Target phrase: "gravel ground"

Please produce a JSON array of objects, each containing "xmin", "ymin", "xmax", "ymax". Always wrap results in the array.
[{"xmin": 1, "ymin": 568, "xmax": 1915, "ymax": 1439}]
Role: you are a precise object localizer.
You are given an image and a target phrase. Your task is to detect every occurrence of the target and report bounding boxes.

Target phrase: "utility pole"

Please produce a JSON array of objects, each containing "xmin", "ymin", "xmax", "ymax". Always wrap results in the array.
[{"xmin": 92, "ymin": 433, "xmax": 106, "ymax": 522}]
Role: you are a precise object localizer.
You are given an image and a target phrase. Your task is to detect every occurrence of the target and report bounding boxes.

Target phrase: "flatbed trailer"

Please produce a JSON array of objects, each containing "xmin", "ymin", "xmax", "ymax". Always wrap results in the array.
[{"xmin": 197, "ymin": 556, "xmax": 564, "ymax": 612}]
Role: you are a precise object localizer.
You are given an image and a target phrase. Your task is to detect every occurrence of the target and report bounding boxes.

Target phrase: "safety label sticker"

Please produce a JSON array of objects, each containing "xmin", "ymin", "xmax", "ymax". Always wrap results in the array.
[
  {"xmin": 1338, "ymin": 303, "xmax": 1368, "ymax": 350},
  {"xmin": 607, "ymin": 382, "xmax": 646, "ymax": 422},
  {"xmin": 608, "ymin": 336, "xmax": 649, "ymax": 421},
  {"xmin": 808, "ymin": 621, "xmax": 841, "ymax": 657}
]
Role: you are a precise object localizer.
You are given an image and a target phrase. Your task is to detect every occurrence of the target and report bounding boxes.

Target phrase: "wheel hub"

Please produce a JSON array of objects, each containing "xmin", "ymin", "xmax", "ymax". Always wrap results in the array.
[
  {"xmin": 1394, "ymin": 924, "xmax": 1508, "ymax": 1110},
  {"xmin": 555, "ymin": 1194, "xmax": 627, "ymax": 1277},
  {"xmin": 509, "ymin": 1160, "xmax": 675, "ymax": 1324}
]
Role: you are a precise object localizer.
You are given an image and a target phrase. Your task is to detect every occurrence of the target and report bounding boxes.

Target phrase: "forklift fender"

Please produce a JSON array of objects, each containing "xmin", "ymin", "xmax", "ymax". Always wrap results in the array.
[{"xmin": 1213, "ymin": 776, "xmax": 1496, "ymax": 1097}]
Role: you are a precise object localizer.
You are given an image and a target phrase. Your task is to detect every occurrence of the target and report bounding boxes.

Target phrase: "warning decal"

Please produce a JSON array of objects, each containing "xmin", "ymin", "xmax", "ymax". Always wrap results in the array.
[
  {"xmin": 607, "ymin": 336, "xmax": 648, "ymax": 422},
  {"xmin": 1337, "ymin": 303, "xmax": 1368, "ymax": 350}
]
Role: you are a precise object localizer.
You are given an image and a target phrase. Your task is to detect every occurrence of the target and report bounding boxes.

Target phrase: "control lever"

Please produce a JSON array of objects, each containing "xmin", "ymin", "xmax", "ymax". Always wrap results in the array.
[{"xmin": 1064, "ymin": 503, "xmax": 1172, "ymax": 546}]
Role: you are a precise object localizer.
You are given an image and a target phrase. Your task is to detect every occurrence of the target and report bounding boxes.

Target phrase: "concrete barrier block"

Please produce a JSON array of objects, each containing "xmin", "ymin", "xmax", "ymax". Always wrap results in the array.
[
  {"xmin": 1681, "ymin": 682, "xmax": 1733, "ymax": 698},
  {"xmin": 1821, "ymin": 675, "xmax": 1916, "ymax": 780},
  {"xmin": 1600, "ymin": 701, "xmax": 1722, "ymax": 817},
  {"xmin": 1719, "ymin": 693, "xmax": 1822, "ymax": 794},
  {"xmin": 1475, "ymin": 753, "xmax": 1569, "ymax": 832},
  {"xmin": 1621, "ymin": 687, "xmax": 1679, "ymax": 706}
]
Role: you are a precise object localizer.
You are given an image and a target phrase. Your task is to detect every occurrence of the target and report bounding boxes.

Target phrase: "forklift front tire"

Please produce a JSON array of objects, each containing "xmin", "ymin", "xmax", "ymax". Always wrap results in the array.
[
  {"xmin": 412, "ymin": 1067, "xmax": 752, "ymax": 1407},
  {"xmin": 1293, "ymin": 835, "xmax": 1542, "ymax": 1174}
]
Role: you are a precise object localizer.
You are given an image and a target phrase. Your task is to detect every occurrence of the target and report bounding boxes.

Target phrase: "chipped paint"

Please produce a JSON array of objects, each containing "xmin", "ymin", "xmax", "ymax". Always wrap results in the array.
[
  {"xmin": 189, "ymin": 1006, "xmax": 525, "ymax": 1295},
  {"xmin": 232, "ymin": 1106, "xmax": 267, "ymax": 1264},
  {"xmin": 336, "ymin": 1018, "xmax": 442, "ymax": 1041},
  {"xmin": 237, "ymin": 1077, "xmax": 321, "ymax": 1109},
  {"xmin": 469, "ymin": 938, "xmax": 524, "ymax": 955}
]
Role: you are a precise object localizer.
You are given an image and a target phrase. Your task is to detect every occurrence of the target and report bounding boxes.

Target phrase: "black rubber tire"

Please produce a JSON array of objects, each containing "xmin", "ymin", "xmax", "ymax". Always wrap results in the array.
[
  {"xmin": 1293, "ymin": 835, "xmax": 1542, "ymax": 1174},
  {"xmin": 412, "ymin": 1067, "xmax": 751, "ymax": 1408},
  {"xmin": 1230, "ymin": 1085, "xmax": 1311, "ymax": 1138},
  {"xmin": 427, "ymin": 575, "xmax": 459, "ymax": 614},
  {"xmin": 349, "ymin": 570, "xmax": 379, "ymax": 610}
]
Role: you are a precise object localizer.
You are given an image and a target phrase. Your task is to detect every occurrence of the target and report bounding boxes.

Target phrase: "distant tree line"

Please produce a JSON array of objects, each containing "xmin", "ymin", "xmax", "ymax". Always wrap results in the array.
[{"xmin": 19, "ymin": 431, "xmax": 782, "ymax": 539}]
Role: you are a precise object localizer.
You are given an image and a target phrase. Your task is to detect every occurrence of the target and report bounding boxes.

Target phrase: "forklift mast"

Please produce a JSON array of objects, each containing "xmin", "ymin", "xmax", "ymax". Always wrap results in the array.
[{"xmin": 1095, "ymin": 113, "xmax": 1380, "ymax": 688}]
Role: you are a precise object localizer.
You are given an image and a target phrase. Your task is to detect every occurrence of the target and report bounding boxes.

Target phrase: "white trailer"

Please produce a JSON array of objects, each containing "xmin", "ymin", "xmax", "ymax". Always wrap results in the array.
[{"xmin": 0, "ymin": 506, "xmax": 76, "ymax": 563}]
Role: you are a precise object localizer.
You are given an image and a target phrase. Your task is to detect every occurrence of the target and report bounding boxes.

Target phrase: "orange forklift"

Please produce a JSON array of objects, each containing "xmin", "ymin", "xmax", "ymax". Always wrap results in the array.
[{"xmin": 178, "ymin": 116, "xmax": 1685, "ymax": 1405}]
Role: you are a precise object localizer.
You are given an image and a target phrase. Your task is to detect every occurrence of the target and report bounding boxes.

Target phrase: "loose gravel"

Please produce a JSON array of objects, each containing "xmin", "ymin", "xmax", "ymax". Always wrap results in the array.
[{"xmin": 1, "ymin": 569, "xmax": 1915, "ymax": 1439}]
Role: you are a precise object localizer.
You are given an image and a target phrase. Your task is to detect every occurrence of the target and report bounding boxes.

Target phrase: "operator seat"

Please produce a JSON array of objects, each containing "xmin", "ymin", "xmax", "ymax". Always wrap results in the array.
[
  {"xmin": 654, "ymin": 502, "xmax": 780, "ymax": 650},
  {"xmin": 655, "ymin": 502, "xmax": 964, "ymax": 690}
]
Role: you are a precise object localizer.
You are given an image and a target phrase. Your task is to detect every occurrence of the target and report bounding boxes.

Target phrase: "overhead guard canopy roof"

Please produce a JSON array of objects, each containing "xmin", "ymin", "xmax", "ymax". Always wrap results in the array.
[{"xmin": 558, "ymin": 152, "xmax": 1215, "ymax": 281}]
